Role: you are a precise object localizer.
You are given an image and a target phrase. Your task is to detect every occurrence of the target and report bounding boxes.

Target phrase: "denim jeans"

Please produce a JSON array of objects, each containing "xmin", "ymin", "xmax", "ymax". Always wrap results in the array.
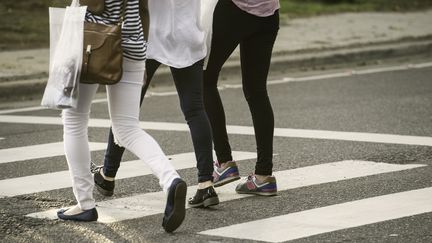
[{"xmin": 103, "ymin": 59, "xmax": 214, "ymax": 183}]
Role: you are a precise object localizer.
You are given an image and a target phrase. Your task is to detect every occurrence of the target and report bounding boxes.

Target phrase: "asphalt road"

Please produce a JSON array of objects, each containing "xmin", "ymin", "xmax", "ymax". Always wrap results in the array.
[{"xmin": 0, "ymin": 60, "xmax": 432, "ymax": 242}]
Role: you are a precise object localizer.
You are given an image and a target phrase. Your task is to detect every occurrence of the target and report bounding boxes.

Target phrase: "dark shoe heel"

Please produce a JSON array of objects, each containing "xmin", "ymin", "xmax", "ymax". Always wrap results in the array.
[
  {"xmin": 188, "ymin": 186, "xmax": 219, "ymax": 208},
  {"xmin": 93, "ymin": 167, "xmax": 115, "ymax": 197},
  {"xmin": 163, "ymin": 178, "xmax": 187, "ymax": 233},
  {"xmin": 95, "ymin": 184, "xmax": 114, "ymax": 197},
  {"xmin": 203, "ymin": 196, "xmax": 219, "ymax": 207}
]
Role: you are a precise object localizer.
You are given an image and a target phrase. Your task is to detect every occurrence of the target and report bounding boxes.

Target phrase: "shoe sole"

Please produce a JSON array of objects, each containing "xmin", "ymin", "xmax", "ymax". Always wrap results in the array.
[
  {"xmin": 213, "ymin": 175, "xmax": 241, "ymax": 188},
  {"xmin": 236, "ymin": 191, "xmax": 277, "ymax": 196},
  {"xmin": 188, "ymin": 196, "xmax": 220, "ymax": 208},
  {"xmin": 163, "ymin": 181, "xmax": 187, "ymax": 233},
  {"xmin": 57, "ymin": 209, "xmax": 98, "ymax": 222},
  {"xmin": 95, "ymin": 184, "xmax": 114, "ymax": 197},
  {"xmin": 203, "ymin": 196, "xmax": 219, "ymax": 207},
  {"xmin": 58, "ymin": 214, "xmax": 98, "ymax": 222}
]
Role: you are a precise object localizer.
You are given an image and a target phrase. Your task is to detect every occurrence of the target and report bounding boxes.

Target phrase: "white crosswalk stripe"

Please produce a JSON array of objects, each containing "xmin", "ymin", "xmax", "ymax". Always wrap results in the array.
[
  {"xmin": 0, "ymin": 142, "xmax": 106, "ymax": 164},
  {"xmin": 1, "ymin": 115, "xmax": 432, "ymax": 146},
  {"xmin": 26, "ymin": 160, "xmax": 425, "ymax": 223},
  {"xmin": 0, "ymin": 151, "xmax": 256, "ymax": 198},
  {"xmin": 199, "ymin": 187, "xmax": 432, "ymax": 242}
]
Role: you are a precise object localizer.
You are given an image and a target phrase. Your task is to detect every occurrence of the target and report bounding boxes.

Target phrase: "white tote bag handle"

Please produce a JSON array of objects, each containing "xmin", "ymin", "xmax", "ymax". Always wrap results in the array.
[{"xmin": 71, "ymin": 0, "xmax": 80, "ymax": 7}]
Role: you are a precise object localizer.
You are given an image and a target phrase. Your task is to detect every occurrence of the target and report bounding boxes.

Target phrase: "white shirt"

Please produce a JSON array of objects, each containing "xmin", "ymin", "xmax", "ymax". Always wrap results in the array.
[{"xmin": 147, "ymin": 0, "xmax": 206, "ymax": 68}]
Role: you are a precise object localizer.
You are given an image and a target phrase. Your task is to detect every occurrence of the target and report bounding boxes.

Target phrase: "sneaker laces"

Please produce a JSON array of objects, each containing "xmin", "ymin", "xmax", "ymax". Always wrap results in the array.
[
  {"xmin": 90, "ymin": 161, "xmax": 103, "ymax": 174},
  {"xmin": 246, "ymin": 174, "xmax": 255, "ymax": 181},
  {"xmin": 213, "ymin": 161, "xmax": 220, "ymax": 168}
]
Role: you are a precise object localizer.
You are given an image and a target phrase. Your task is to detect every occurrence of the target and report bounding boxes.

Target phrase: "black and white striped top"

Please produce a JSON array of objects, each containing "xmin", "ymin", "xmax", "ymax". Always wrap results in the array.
[{"xmin": 85, "ymin": 0, "xmax": 146, "ymax": 61}]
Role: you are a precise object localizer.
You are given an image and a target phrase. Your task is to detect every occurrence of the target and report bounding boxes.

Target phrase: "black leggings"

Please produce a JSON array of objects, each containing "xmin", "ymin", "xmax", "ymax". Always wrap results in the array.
[
  {"xmin": 203, "ymin": 0, "xmax": 279, "ymax": 176},
  {"xmin": 103, "ymin": 59, "xmax": 214, "ymax": 183}
]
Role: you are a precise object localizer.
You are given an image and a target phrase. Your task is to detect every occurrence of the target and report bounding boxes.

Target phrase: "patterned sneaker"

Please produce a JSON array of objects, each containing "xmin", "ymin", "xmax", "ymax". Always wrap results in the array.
[
  {"xmin": 213, "ymin": 161, "xmax": 241, "ymax": 187},
  {"xmin": 235, "ymin": 175, "xmax": 277, "ymax": 196}
]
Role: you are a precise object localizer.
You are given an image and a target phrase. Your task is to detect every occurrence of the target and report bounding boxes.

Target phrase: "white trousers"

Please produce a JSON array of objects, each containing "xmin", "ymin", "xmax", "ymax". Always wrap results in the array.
[{"xmin": 62, "ymin": 59, "xmax": 180, "ymax": 210}]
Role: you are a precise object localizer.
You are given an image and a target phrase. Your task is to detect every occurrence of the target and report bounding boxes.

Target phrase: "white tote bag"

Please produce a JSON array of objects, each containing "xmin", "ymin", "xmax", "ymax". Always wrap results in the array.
[
  {"xmin": 41, "ymin": 0, "xmax": 87, "ymax": 109},
  {"xmin": 200, "ymin": 0, "xmax": 218, "ymax": 69}
]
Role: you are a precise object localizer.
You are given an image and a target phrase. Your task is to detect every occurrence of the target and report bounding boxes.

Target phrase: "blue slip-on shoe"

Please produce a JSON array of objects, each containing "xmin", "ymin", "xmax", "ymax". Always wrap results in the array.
[
  {"xmin": 57, "ymin": 207, "xmax": 98, "ymax": 222},
  {"xmin": 162, "ymin": 178, "xmax": 187, "ymax": 233}
]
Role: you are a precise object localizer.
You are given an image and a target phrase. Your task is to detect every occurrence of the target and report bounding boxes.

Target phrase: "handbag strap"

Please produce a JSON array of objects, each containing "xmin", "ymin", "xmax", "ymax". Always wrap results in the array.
[{"xmin": 119, "ymin": 0, "xmax": 127, "ymax": 27}]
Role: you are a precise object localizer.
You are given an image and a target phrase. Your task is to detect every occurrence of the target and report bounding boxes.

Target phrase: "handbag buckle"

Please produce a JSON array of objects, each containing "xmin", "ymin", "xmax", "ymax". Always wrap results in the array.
[{"xmin": 86, "ymin": 45, "xmax": 92, "ymax": 54}]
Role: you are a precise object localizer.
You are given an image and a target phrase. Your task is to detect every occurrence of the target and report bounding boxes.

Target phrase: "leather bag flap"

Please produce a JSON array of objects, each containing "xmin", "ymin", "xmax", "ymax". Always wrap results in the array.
[
  {"xmin": 84, "ymin": 31, "xmax": 108, "ymax": 51},
  {"xmin": 83, "ymin": 22, "xmax": 121, "ymax": 51}
]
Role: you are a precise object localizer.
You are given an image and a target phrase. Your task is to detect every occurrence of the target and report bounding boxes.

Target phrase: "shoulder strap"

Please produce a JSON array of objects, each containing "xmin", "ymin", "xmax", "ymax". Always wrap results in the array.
[{"xmin": 119, "ymin": 0, "xmax": 127, "ymax": 26}]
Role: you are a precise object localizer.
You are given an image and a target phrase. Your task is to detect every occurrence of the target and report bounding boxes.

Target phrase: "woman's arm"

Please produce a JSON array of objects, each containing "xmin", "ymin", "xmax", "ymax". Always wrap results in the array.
[{"xmin": 139, "ymin": 0, "xmax": 149, "ymax": 41}]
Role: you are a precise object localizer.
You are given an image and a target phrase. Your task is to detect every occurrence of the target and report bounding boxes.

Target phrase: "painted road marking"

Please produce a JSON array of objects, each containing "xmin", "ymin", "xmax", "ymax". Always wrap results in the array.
[
  {"xmin": 0, "ymin": 106, "xmax": 47, "ymax": 115},
  {"xmin": 1, "ymin": 62, "xmax": 431, "ymax": 116},
  {"xmin": 0, "ymin": 98, "xmax": 108, "ymax": 115},
  {"xmin": 26, "ymin": 160, "xmax": 425, "ymax": 223},
  {"xmin": 0, "ymin": 142, "xmax": 106, "ymax": 164},
  {"xmin": 199, "ymin": 187, "xmax": 432, "ymax": 242},
  {"xmin": 0, "ymin": 151, "xmax": 255, "ymax": 198},
  {"xmin": 1, "ymin": 115, "xmax": 432, "ymax": 147},
  {"xmin": 266, "ymin": 62, "xmax": 432, "ymax": 85}
]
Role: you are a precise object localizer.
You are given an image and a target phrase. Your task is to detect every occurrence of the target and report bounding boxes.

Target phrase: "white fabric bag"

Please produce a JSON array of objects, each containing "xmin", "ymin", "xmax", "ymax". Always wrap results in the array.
[
  {"xmin": 200, "ymin": 0, "xmax": 218, "ymax": 69},
  {"xmin": 41, "ymin": 0, "xmax": 87, "ymax": 109}
]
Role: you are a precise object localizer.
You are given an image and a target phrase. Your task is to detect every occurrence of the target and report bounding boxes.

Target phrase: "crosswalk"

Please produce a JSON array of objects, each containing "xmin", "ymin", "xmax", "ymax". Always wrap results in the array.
[
  {"xmin": 0, "ymin": 150, "xmax": 256, "ymax": 197},
  {"xmin": 0, "ymin": 142, "xmax": 106, "ymax": 164},
  {"xmin": 2, "ymin": 115, "xmax": 432, "ymax": 146},
  {"xmin": 26, "ymin": 160, "xmax": 425, "ymax": 224},
  {"xmin": 1, "ymin": 113, "xmax": 431, "ymax": 242},
  {"xmin": 199, "ymin": 187, "xmax": 432, "ymax": 242}
]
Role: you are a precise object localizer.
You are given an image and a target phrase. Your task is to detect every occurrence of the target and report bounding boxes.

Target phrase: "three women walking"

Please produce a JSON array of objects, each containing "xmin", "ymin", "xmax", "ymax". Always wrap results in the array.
[{"xmin": 57, "ymin": 0, "xmax": 280, "ymax": 233}]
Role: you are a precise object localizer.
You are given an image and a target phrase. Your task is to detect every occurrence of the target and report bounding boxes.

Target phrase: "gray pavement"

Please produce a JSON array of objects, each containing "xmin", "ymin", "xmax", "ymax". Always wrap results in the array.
[
  {"xmin": 1, "ymin": 10, "xmax": 432, "ymax": 100},
  {"xmin": 1, "ymin": 63, "xmax": 432, "ymax": 242}
]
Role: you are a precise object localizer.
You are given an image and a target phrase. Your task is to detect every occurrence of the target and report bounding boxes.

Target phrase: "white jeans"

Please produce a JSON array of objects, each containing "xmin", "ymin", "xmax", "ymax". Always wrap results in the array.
[{"xmin": 62, "ymin": 58, "xmax": 180, "ymax": 210}]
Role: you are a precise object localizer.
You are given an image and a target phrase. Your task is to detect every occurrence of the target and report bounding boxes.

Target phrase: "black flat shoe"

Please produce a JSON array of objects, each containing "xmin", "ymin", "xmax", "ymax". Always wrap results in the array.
[
  {"xmin": 57, "ymin": 208, "xmax": 98, "ymax": 222},
  {"xmin": 93, "ymin": 167, "xmax": 115, "ymax": 197},
  {"xmin": 162, "ymin": 178, "xmax": 187, "ymax": 233},
  {"xmin": 188, "ymin": 186, "xmax": 219, "ymax": 208}
]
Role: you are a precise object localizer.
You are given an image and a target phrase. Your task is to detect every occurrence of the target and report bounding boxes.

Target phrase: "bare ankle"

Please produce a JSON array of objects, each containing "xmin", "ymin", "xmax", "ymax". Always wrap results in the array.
[
  {"xmin": 255, "ymin": 174, "xmax": 271, "ymax": 183},
  {"xmin": 198, "ymin": 180, "xmax": 213, "ymax": 189},
  {"xmin": 101, "ymin": 169, "xmax": 115, "ymax": 181}
]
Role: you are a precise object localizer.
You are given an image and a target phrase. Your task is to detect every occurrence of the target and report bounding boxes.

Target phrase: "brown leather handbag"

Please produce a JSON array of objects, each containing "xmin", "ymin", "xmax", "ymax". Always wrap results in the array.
[
  {"xmin": 80, "ymin": 0, "xmax": 126, "ymax": 85},
  {"xmin": 80, "ymin": 0, "xmax": 105, "ymax": 15}
]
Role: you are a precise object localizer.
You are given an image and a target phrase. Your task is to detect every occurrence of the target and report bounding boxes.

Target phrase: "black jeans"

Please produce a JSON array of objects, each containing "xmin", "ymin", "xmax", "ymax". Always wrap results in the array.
[
  {"xmin": 203, "ymin": 0, "xmax": 279, "ymax": 176},
  {"xmin": 103, "ymin": 59, "xmax": 214, "ymax": 183}
]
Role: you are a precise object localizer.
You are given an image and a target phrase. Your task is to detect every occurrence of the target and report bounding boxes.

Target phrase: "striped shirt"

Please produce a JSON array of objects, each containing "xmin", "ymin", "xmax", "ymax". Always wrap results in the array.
[{"xmin": 85, "ymin": 0, "xmax": 146, "ymax": 61}]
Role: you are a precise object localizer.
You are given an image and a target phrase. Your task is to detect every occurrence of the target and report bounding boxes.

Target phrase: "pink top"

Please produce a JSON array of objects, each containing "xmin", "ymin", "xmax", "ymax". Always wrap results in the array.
[{"xmin": 231, "ymin": 0, "xmax": 280, "ymax": 17}]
